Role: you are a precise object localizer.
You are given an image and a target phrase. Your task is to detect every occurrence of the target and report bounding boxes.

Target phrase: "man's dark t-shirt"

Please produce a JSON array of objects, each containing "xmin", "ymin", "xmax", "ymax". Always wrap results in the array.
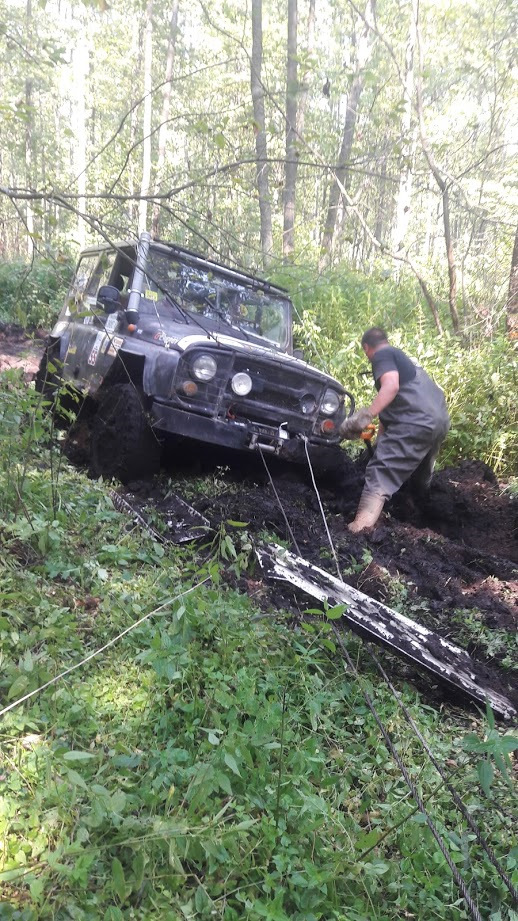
[
  {"xmin": 369, "ymin": 344, "xmax": 449, "ymax": 431},
  {"xmin": 371, "ymin": 346, "xmax": 416, "ymax": 390}
]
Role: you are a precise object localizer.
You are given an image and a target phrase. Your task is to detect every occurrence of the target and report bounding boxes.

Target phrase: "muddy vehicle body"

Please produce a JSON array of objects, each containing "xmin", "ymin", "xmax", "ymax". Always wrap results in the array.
[{"xmin": 39, "ymin": 233, "xmax": 353, "ymax": 481}]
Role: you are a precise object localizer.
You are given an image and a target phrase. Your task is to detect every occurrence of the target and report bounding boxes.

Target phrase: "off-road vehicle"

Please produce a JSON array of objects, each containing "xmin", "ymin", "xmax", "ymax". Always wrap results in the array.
[{"xmin": 37, "ymin": 232, "xmax": 353, "ymax": 482}]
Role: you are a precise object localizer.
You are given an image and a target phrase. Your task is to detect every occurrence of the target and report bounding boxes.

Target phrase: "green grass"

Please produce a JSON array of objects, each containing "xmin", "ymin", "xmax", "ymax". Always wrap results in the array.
[{"xmin": 0, "ymin": 372, "xmax": 517, "ymax": 921}]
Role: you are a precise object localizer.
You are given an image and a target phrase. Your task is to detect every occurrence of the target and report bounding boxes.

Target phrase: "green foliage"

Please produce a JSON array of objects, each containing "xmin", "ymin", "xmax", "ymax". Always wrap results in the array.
[
  {"xmin": 277, "ymin": 264, "xmax": 518, "ymax": 476},
  {"xmin": 0, "ymin": 370, "xmax": 516, "ymax": 920},
  {"xmin": 0, "ymin": 258, "xmax": 73, "ymax": 329}
]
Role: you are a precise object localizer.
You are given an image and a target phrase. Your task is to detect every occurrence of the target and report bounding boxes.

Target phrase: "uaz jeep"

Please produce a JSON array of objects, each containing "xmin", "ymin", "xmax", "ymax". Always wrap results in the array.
[{"xmin": 38, "ymin": 232, "xmax": 353, "ymax": 481}]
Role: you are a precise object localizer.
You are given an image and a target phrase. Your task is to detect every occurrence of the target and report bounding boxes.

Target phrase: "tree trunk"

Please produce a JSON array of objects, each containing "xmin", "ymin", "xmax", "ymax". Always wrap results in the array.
[
  {"xmin": 71, "ymin": 15, "xmax": 89, "ymax": 249},
  {"xmin": 392, "ymin": 0, "xmax": 417, "ymax": 256},
  {"xmin": 282, "ymin": 0, "xmax": 298, "ymax": 261},
  {"xmin": 25, "ymin": 0, "xmax": 34, "ymax": 256},
  {"xmin": 507, "ymin": 224, "xmax": 518, "ymax": 341},
  {"xmin": 319, "ymin": 0, "xmax": 376, "ymax": 267},
  {"xmin": 151, "ymin": 0, "xmax": 179, "ymax": 238},
  {"xmin": 250, "ymin": 0, "xmax": 273, "ymax": 266},
  {"xmin": 138, "ymin": 0, "xmax": 153, "ymax": 235},
  {"xmin": 296, "ymin": 0, "xmax": 315, "ymax": 141},
  {"xmin": 416, "ymin": 17, "xmax": 460, "ymax": 335},
  {"xmin": 373, "ymin": 158, "xmax": 387, "ymax": 248}
]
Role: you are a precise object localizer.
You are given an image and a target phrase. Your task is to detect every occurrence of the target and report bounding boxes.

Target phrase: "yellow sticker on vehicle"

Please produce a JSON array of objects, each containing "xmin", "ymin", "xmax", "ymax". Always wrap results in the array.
[{"xmin": 144, "ymin": 289, "xmax": 158, "ymax": 301}]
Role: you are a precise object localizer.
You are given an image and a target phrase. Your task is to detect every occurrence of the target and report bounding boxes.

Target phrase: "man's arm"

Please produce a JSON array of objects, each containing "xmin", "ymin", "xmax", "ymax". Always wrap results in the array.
[
  {"xmin": 339, "ymin": 371, "xmax": 399, "ymax": 440},
  {"xmin": 368, "ymin": 370, "xmax": 399, "ymax": 418}
]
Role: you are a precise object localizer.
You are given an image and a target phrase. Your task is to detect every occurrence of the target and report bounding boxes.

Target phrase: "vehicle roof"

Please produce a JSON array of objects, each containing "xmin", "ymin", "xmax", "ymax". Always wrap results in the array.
[{"xmin": 77, "ymin": 237, "xmax": 289, "ymax": 297}]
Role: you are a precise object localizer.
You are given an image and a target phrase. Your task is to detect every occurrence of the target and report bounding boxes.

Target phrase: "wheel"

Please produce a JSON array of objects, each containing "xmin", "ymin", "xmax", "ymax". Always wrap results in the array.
[
  {"xmin": 35, "ymin": 342, "xmax": 61, "ymax": 399},
  {"xmin": 35, "ymin": 342, "xmax": 79, "ymax": 426},
  {"xmin": 90, "ymin": 383, "xmax": 161, "ymax": 483}
]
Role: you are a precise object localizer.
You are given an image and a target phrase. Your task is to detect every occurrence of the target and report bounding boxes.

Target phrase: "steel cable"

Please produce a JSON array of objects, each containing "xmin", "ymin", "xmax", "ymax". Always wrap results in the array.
[
  {"xmin": 332, "ymin": 627, "xmax": 484, "ymax": 921},
  {"xmin": 260, "ymin": 443, "xmax": 507, "ymax": 921},
  {"xmin": 258, "ymin": 446, "xmax": 302, "ymax": 556},
  {"xmin": 366, "ymin": 643, "xmax": 518, "ymax": 904}
]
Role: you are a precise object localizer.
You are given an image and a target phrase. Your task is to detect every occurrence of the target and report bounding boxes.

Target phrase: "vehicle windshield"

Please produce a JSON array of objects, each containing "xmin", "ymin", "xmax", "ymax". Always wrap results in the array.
[{"xmin": 145, "ymin": 251, "xmax": 291, "ymax": 350}]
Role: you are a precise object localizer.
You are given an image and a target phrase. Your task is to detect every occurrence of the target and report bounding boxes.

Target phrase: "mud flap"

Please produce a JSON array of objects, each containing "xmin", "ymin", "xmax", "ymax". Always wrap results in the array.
[{"xmin": 256, "ymin": 543, "xmax": 516, "ymax": 720}]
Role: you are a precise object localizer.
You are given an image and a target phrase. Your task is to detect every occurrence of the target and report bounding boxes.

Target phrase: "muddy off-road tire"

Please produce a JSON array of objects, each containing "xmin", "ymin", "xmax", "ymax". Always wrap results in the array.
[
  {"xmin": 90, "ymin": 383, "xmax": 161, "ymax": 483},
  {"xmin": 35, "ymin": 343, "xmax": 79, "ymax": 426},
  {"xmin": 35, "ymin": 344, "xmax": 61, "ymax": 399}
]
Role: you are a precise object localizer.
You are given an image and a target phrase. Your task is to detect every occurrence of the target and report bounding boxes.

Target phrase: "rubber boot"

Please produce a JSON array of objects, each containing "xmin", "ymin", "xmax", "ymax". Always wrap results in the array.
[{"xmin": 348, "ymin": 491, "xmax": 385, "ymax": 533}]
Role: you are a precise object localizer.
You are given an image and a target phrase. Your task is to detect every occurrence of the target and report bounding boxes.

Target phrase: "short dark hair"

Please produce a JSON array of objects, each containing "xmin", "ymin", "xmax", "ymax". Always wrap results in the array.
[{"xmin": 361, "ymin": 327, "xmax": 389, "ymax": 348}]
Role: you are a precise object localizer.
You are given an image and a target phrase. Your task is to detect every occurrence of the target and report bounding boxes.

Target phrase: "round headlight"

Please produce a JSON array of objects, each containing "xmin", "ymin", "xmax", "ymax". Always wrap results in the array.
[
  {"xmin": 231, "ymin": 372, "xmax": 252, "ymax": 396},
  {"xmin": 192, "ymin": 354, "xmax": 217, "ymax": 381},
  {"xmin": 321, "ymin": 389, "xmax": 340, "ymax": 415},
  {"xmin": 301, "ymin": 394, "xmax": 316, "ymax": 414}
]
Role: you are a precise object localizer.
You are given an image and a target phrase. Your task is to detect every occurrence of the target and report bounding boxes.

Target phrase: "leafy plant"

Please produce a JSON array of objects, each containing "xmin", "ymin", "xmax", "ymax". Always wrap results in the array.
[
  {"xmin": 0, "ymin": 367, "xmax": 517, "ymax": 921},
  {"xmin": 0, "ymin": 258, "xmax": 73, "ymax": 329}
]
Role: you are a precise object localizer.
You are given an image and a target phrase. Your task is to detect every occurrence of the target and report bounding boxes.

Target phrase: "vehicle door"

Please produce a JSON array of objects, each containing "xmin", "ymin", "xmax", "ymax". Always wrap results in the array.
[{"xmin": 64, "ymin": 250, "xmax": 120, "ymax": 391}]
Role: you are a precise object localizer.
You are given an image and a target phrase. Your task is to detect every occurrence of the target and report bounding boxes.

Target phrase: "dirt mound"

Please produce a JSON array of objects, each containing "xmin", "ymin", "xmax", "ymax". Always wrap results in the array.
[{"xmin": 390, "ymin": 460, "xmax": 518, "ymax": 563}]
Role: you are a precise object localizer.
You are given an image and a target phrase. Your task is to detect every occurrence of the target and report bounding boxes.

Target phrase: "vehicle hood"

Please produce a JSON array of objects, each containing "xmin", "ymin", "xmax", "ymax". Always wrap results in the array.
[{"xmin": 139, "ymin": 325, "xmax": 343, "ymax": 390}]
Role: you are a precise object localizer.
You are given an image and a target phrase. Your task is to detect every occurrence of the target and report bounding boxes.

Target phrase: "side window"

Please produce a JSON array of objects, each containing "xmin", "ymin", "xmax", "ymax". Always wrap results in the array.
[
  {"xmin": 66, "ymin": 252, "xmax": 117, "ymax": 320},
  {"xmin": 67, "ymin": 255, "xmax": 98, "ymax": 314},
  {"xmin": 85, "ymin": 251, "xmax": 116, "ymax": 296}
]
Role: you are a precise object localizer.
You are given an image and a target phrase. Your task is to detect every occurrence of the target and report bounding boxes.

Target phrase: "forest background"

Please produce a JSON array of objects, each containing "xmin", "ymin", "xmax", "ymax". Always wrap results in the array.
[
  {"xmin": 0, "ymin": 2, "xmax": 518, "ymax": 919},
  {"xmin": 0, "ymin": 0, "xmax": 517, "ymax": 473}
]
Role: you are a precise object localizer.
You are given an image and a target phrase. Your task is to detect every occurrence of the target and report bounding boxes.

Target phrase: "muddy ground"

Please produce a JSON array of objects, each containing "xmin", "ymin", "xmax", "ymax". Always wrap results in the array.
[
  {"xmin": 0, "ymin": 324, "xmax": 45, "ymax": 378},
  {"xmin": 2, "ymin": 328, "xmax": 517, "ymax": 716},
  {"xmin": 125, "ymin": 449, "xmax": 517, "ymax": 715}
]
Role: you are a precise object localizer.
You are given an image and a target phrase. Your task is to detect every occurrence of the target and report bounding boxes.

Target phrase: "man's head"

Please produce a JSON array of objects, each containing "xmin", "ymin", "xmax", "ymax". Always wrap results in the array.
[{"xmin": 361, "ymin": 327, "xmax": 389, "ymax": 360}]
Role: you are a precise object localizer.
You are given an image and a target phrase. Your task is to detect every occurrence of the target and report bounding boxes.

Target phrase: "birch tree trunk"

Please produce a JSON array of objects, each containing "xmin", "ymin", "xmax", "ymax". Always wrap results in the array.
[
  {"xmin": 392, "ymin": 0, "xmax": 417, "ymax": 256},
  {"xmin": 282, "ymin": 0, "xmax": 298, "ymax": 261},
  {"xmin": 296, "ymin": 0, "xmax": 315, "ymax": 140},
  {"xmin": 506, "ymin": 224, "xmax": 518, "ymax": 341},
  {"xmin": 319, "ymin": 0, "xmax": 376, "ymax": 267},
  {"xmin": 151, "ymin": 0, "xmax": 179, "ymax": 238},
  {"xmin": 416, "ymin": 17, "xmax": 460, "ymax": 335},
  {"xmin": 138, "ymin": 0, "xmax": 153, "ymax": 235},
  {"xmin": 250, "ymin": 0, "xmax": 273, "ymax": 266},
  {"xmin": 25, "ymin": 0, "xmax": 34, "ymax": 256},
  {"xmin": 71, "ymin": 14, "xmax": 89, "ymax": 249}
]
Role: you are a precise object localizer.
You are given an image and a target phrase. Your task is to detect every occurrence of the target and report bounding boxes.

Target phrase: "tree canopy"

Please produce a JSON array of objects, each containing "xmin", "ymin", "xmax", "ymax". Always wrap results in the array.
[{"xmin": 0, "ymin": 0, "xmax": 516, "ymax": 335}]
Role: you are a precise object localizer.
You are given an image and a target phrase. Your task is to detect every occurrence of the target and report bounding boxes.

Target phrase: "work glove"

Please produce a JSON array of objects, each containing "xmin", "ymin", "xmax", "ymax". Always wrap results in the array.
[{"xmin": 339, "ymin": 407, "xmax": 373, "ymax": 440}]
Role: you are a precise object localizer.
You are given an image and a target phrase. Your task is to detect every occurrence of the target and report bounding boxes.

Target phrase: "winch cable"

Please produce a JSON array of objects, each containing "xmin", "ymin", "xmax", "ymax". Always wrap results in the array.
[
  {"xmin": 259, "ymin": 442, "xmax": 501, "ymax": 919},
  {"xmin": 258, "ymin": 446, "xmax": 302, "ymax": 556},
  {"xmin": 331, "ymin": 627, "xmax": 484, "ymax": 921},
  {"xmin": 0, "ymin": 579, "xmax": 208, "ymax": 720},
  {"xmin": 366, "ymin": 642, "xmax": 518, "ymax": 903},
  {"xmin": 299, "ymin": 443, "xmax": 515, "ymax": 910},
  {"xmin": 302, "ymin": 437, "xmax": 343, "ymax": 582}
]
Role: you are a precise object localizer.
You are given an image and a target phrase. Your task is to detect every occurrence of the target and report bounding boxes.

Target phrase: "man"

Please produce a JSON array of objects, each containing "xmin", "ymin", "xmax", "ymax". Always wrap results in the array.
[{"xmin": 340, "ymin": 327, "xmax": 450, "ymax": 533}]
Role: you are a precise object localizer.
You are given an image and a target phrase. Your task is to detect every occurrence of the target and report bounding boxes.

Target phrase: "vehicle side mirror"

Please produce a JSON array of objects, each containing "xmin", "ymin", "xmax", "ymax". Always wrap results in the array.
[
  {"xmin": 293, "ymin": 348, "xmax": 305, "ymax": 361},
  {"xmin": 97, "ymin": 285, "xmax": 121, "ymax": 314}
]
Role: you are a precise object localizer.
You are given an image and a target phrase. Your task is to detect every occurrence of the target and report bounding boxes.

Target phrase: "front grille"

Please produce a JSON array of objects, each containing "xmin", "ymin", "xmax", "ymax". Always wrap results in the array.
[
  {"xmin": 225, "ymin": 354, "xmax": 328, "ymax": 430},
  {"xmin": 170, "ymin": 348, "xmax": 342, "ymax": 437}
]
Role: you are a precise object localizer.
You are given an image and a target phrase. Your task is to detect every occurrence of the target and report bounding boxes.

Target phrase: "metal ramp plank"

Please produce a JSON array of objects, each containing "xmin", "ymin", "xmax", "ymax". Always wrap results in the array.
[{"xmin": 256, "ymin": 543, "xmax": 516, "ymax": 720}]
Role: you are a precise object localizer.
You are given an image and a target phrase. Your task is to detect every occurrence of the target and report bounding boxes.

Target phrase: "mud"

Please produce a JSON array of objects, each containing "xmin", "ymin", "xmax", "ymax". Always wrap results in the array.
[
  {"xmin": 1, "ymin": 329, "xmax": 515, "ymax": 714},
  {"xmin": 0, "ymin": 325, "xmax": 45, "ymax": 379},
  {"xmin": 125, "ymin": 450, "xmax": 517, "ymax": 714}
]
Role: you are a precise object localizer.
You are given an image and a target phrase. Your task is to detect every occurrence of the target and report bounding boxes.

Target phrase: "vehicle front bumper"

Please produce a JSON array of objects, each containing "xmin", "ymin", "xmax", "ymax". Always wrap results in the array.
[{"xmin": 150, "ymin": 401, "xmax": 342, "ymax": 464}]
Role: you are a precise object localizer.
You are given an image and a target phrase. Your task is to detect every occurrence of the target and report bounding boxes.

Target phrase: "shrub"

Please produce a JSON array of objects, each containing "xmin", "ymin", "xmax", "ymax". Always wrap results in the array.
[
  {"xmin": 276, "ymin": 264, "xmax": 517, "ymax": 476},
  {"xmin": 0, "ymin": 257, "xmax": 73, "ymax": 329}
]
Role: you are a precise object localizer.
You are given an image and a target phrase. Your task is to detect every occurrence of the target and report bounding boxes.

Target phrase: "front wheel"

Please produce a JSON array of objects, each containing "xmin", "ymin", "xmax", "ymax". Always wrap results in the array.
[
  {"xmin": 90, "ymin": 383, "xmax": 161, "ymax": 483},
  {"xmin": 35, "ymin": 342, "xmax": 79, "ymax": 426}
]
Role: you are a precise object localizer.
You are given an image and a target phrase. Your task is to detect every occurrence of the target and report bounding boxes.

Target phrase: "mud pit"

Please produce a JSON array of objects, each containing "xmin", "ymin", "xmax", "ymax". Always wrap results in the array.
[
  {"xmin": 1, "ymin": 329, "xmax": 515, "ymax": 714},
  {"xmin": 126, "ymin": 450, "xmax": 517, "ymax": 715}
]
